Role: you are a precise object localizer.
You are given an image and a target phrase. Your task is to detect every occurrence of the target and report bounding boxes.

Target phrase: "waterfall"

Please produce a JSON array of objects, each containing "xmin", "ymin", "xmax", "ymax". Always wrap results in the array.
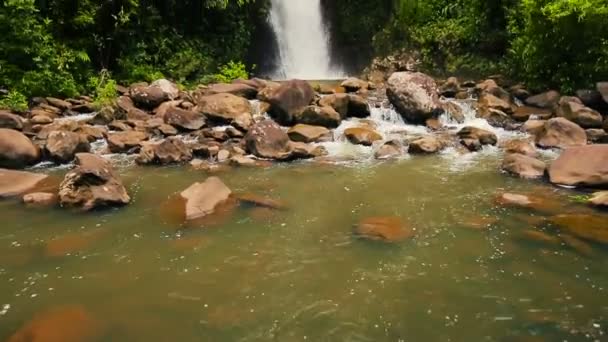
[{"xmin": 268, "ymin": 0, "xmax": 343, "ymax": 80}]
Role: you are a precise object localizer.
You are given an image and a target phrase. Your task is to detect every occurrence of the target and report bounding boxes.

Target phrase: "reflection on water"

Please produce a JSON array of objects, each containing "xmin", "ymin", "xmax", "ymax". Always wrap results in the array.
[{"xmin": 1, "ymin": 155, "xmax": 608, "ymax": 341}]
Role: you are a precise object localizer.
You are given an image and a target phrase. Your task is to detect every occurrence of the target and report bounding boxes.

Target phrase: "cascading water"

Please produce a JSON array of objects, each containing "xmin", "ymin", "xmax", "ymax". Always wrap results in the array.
[{"xmin": 268, "ymin": 0, "xmax": 343, "ymax": 79}]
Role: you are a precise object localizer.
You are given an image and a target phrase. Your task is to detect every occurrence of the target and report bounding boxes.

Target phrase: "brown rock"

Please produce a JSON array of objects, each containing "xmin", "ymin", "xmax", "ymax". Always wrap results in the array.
[
  {"xmin": 287, "ymin": 124, "xmax": 331, "ymax": 143},
  {"xmin": 548, "ymin": 145, "xmax": 608, "ymax": 187},
  {"xmin": 294, "ymin": 105, "xmax": 341, "ymax": 128},
  {"xmin": 439, "ymin": 76, "xmax": 460, "ymax": 97},
  {"xmin": 130, "ymin": 79, "xmax": 178, "ymax": 109},
  {"xmin": 535, "ymin": 117, "xmax": 587, "ymax": 149},
  {"xmin": 501, "ymin": 139, "xmax": 538, "ymax": 157},
  {"xmin": 522, "ymin": 119, "xmax": 547, "ymax": 136},
  {"xmin": 137, "ymin": 137, "xmax": 193, "ymax": 165},
  {"xmin": 107, "ymin": 131, "xmax": 147, "ymax": 153},
  {"xmin": 229, "ymin": 155, "xmax": 258, "ymax": 167},
  {"xmin": 31, "ymin": 115, "xmax": 53, "ymax": 125},
  {"xmin": 0, "ymin": 111, "xmax": 24, "ymax": 130},
  {"xmin": 45, "ymin": 230, "xmax": 104, "ymax": 257},
  {"xmin": 478, "ymin": 93, "xmax": 513, "ymax": 115},
  {"xmin": 180, "ymin": 177, "xmax": 232, "ymax": 221},
  {"xmin": 555, "ymin": 97, "xmax": 603, "ymax": 128},
  {"xmin": 6, "ymin": 305, "xmax": 104, "ymax": 342},
  {"xmin": 204, "ymin": 83, "xmax": 257, "ymax": 99},
  {"xmin": 355, "ymin": 216, "xmax": 415, "ymax": 242},
  {"xmin": 164, "ymin": 107, "xmax": 205, "ymax": 131},
  {"xmin": 559, "ymin": 234, "xmax": 594, "ymax": 257},
  {"xmin": 550, "ymin": 214, "xmax": 608, "ymax": 244},
  {"xmin": 194, "ymin": 93, "xmax": 252, "ymax": 128},
  {"xmin": 267, "ymin": 80, "xmax": 315, "ymax": 125},
  {"xmin": 517, "ymin": 230, "xmax": 561, "ymax": 245},
  {"xmin": 318, "ymin": 94, "xmax": 349, "ymax": 118},
  {"xmin": 0, "ymin": 128, "xmax": 40, "ymax": 168},
  {"xmin": 341, "ymin": 77, "xmax": 369, "ymax": 92},
  {"xmin": 344, "ymin": 127, "xmax": 382, "ymax": 146},
  {"xmin": 287, "ymin": 141, "xmax": 327, "ymax": 159},
  {"xmin": 387, "ymin": 72, "xmax": 444, "ymax": 123},
  {"xmin": 589, "ymin": 191, "xmax": 608, "ymax": 207},
  {"xmin": 374, "ymin": 140, "xmax": 403, "ymax": 159},
  {"xmin": 237, "ymin": 193, "xmax": 286, "ymax": 210},
  {"xmin": 244, "ymin": 120, "xmax": 291, "ymax": 159},
  {"xmin": 347, "ymin": 94, "xmax": 371, "ymax": 118},
  {"xmin": 525, "ymin": 90, "xmax": 560, "ymax": 109},
  {"xmin": 495, "ymin": 192, "xmax": 563, "ymax": 215},
  {"xmin": 501, "ymin": 153, "xmax": 546, "ymax": 179},
  {"xmin": 0, "ymin": 169, "xmax": 48, "ymax": 198},
  {"xmin": 512, "ymin": 106, "xmax": 552, "ymax": 122},
  {"xmin": 45, "ymin": 131, "xmax": 90, "ymax": 163},
  {"xmin": 58, "ymin": 153, "xmax": 130, "ymax": 210},
  {"xmin": 409, "ymin": 136, "xmax": 443, "ymax": 154},
  {"xmin": 457, "ymin": 126, "xmax": 497, "ymax": 151},
  {"xmin": 23, "ymin": 192, "xmax": 57, "ymax": 207}
]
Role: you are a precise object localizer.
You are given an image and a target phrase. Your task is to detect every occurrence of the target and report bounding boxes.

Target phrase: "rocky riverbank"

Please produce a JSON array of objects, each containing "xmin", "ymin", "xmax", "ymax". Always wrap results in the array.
[{"xmin": 1, "ymin": 71, "xmax": 608, "ymax": 228}]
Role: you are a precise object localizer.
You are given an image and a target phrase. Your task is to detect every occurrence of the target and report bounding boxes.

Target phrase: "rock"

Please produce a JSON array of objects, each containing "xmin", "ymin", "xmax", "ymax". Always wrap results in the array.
[
  {"xmin": 318, "ymin": 94, "xmax": 349, "ymax": 117},
  {"xmin": 130, "ymin": 79, "xmax": 178, "ymax": 109},
  {"xmin": 441, "ymin": 101, "xmax": 465, "ymax": 123},
  {"xmin": 267, "ymin": 80, "xmax": 315, "ymax": 125},
  {"xmin": 164, "ymin": 107, "xmax": 205, "ymax": 131},
  {"xmin": 232, "ymin": 77, "xmax": 269, "ymax": 90},
  {"xmin": 107, "ymin": 131, "xmax": 147, "ymax": 153},
  {"xmin": 559, "ymin": 233, "xmax": 594, "ymax": 257},
  {"xmin": 217, "ymin": 149, "xmax": 230, "ymax": 162},
  {"xmin": 425, "ymin": 117, "xmax": 442, "ymax": 130},
  {"xmin": 180, "ymin": 177, "xmax": 232, "ymax": 221},
  {"xmin": 478, "ymin": 93, "xmax": 513, "ymax": 115},
  {"xmin": 287, "ymin": 141, "xmax": 327, "ymax": 159},
  {"xmin": 229, "ymin": 155, "xmax": 258, "ymax": 167},
  {"xmin": 510, "ymin": 84, "xmax": 531, "ymax": 100},
  {"xmin": 0, "ymin": 128, "xmax": 40, "ymax": 168},
  {"xmin": 374, "ymin": 140, "xmax": 403, "ymax": 159},
  {"xmin": 475, "ymin": 79, "xmax": 511, "ymax": 102},
  {"xmin": 237, "ymin": 193, "xmax": 286, "ymax": 210},
  {"xmin": 256, "ymin": 81, "xmax": 281, "ymax": 102},
  {"xmin": 586, "ymin": 128, "xmax": 608, "ymax": 143},
  {"xmin": 501, "ymin": 153, "xmax": 546, "ymax": 179},
  {"xmin": 495, "ymin": 192, "xmax": 564, "ymax": 215},
  {"xmin": 245, "ymin": 120, "xmax": 291, "ymax": 159},
  {"xmin": 107, "ymin": 120, "xmax": 132, "ymax": 132},
  {"xmin": 535, "ymin": 117, "xmax": 587, "ymax": 149},
  {"xmin": 517, "ymin": 230, "xmax": 561, "ymax": 246},
  {"xmin": 479, "ymin": 108, "xmax": 512, "ymax": 128},
  {"xmin": 457, "ymin": 126, "xmax": 497, "ymax": 151},
  {"xmin": 45, "ymin": 97, "xmax": 72, "ymax": 111},
  {"xmin": 344, "ymin": 127, "xmax": 382, "ymax": 146},
  {"xmin": 501, "ymin": 139, "xmax": 537, "ymax": 157},
  {"xmin": 589, "ymin": 191, "xmax": 608, "ymax": 207},
  {"xmin": 409, "ymin": 136, "xmax": 443, "ymax": 154},
  {"xmin": 287, "ymin": 124, "xmax": 331, "ymax": 143},
  {"xmin": 45, "ymin": 230, "xmax": 105, "ymax": 257},
  {"xmin": 341, "ymin": 77, "xmax": 369, "ymax": 92},
  {"xmin": 555, "ymin": 97, "xmax": 603, "ymax": 128},
  {"xmin": 548, "ymin": 145, "xmax": 608, "ymax": 187},
  {"xmin": 294, "ymin": 105, "xmax": 341, "ymax": 128},
  {"xmin": 525, "ymin": 90, "xmax": 560, "ymax": 109},
  {"xmin": 71, "ymin": 103, "xmax": 96, "ymax": 113},
  {"xmin": 512, "ymin": 106, "xmax": 552, "ymax": 122},
  {"xmin": 45, "ymin": 131, "xmax": 90, "ymax": 163},
  {"xmin": 89, "ymin": 106, "xmax": 119, "ymax": 125},
  {"xmin": 550, "ymin": 214, "xmax": 608, "ymax": 245},
  {"xmin": 439, "ymin": 77, "xmax": 460, "ymax": 97},
  {"xmin": 23, "ymin": 192, "xmax": 57, "ymax": 207},
  {"xmin": 5, "ymin": 305, "xmax": 104, "ymax": 342},
  {"xmin": 58, "ymin": 153, "xmax": 130, "ymax": 210},
  {"xmin": 576, "ymin": 89, "xmax": 605, "ymax": 110},
  {"xmin": 31, "ymin": 114, "xmax": 53, "ymax": 125},
  {"xmin": 136, "ymin": 137, "xmax": 193, "ymax": 165},
  {"xmin": 387, "ymin": 72, "xmax": 443, "ymax": 123},
  {"xmin": 354, "ymin": 216, "xmax": 415, "ymax": 242},
  {"xmin": 0, "ymin": 169, "xmax": 48, "ymax": 198},
  {"xmin": 597, "ymin": 82, "xmax": 608, "ymax": 103},
  {"xmin": 205, "ymin": 83, "xmax": 257, "ymax": 99},
  {"xmin": 522, "ymin": 119, "xmax": 547, "ymax": 136},
  {"xmin": 347, "ymin": 94, "xmax": 371, "ymax": 118},
  {"xmin": 153, "ymin": 99, "xmax": 182, "ymax": 119},
  {"xmin": 194, "ymin": 93, "xmax": 252, "ymax": 129},
  {"xmin": 0, "ymin": 111, "xmax": 24, "ymax": 130}
]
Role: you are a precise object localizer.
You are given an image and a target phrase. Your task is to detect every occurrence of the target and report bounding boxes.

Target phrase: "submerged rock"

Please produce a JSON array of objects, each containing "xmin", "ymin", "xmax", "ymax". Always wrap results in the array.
[
  {"xmin": 535, "ymin": 118, "xmax": 587, "ymax": 149},
  {"xmin": 344, "ymin": 127, "xmax": 382, "ymax": 146},
  {"xmin": 0, "ymin": 169, "xmax": 48, "ymax": 198},
  {"xmin": 550, "ymin": 214, "xmax": 608, "ymax": 245},
  {"xmin": 23, "ymin": 192, "xmax": 57, "ymax": 207},
  {"xmin": 387, "ymin": 72, "xmax": 444, "ymax": 123},
  {"xmin": 517, "ymin": 230, "xmax": 561, "ymax": 246},
  {"xmin": 355, "ymin": 216, "xmax": 415, "ymax": 242},
  {"xmin": 236, "ymin": 193, "xmax": 286, "ymax": 210},
  {"xmin": 374, "ymin": 140, "xmax": 403, "ymax": 159},
  {"xmin": 45, "ymin": 131, "xmax": 90, "ymax": 163},
  {"xmin": 58, "ymin": 153, "xmax": 130, "ymax": 210},
  {"xmin": 180, "ymin": 177, "xmax": 232, "ymax": 221},
  {"xmin": 137, "ymin": 137, "xmax": 193, "ymax": 165},
  {"xmin": 548, "ymin": 145, "xmax": 608, "ymax": 187},
  {"xmin": 245, "ymin": 120, "xmax": 291, "ymax": 159},
  {"xmin": 0, "ymin": 128, "xmax": 40, "ymax": 169},
  {"xmin": 501, "ymin": 153, "xmax": 546, "ymax": 179},
  {"xmin": 267, "ymin": 80, "xmax": 315, "ymax": 125},
  {"xmin": 494, "ymin": 192, "xmax": 563, "ymax": 215}
]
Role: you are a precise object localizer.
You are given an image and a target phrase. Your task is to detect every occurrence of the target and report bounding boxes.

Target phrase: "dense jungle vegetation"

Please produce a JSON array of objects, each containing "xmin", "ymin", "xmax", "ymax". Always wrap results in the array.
[{"xmin": 1, "ymin": 0, "xmax": 607, "ymax": 105}]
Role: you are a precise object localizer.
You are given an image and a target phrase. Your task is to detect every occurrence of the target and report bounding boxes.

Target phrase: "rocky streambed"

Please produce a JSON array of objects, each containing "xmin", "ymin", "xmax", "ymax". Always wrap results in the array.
[{"xmin": 1, "ymin": 73, "xmax": 608, "ymax": 341}]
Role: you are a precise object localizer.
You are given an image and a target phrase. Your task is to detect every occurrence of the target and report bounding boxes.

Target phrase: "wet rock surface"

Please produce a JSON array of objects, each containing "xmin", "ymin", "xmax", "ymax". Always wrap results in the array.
[
  {"xmin": 179, "ymin": 177, "xmax": 232, "ymax": 221},
  {"xmin": 355, "ymin": 216, "xmax": 415, "ymax": 242},
  {"xmin": 549, "ymin": 145, "xmax": 608, "ymax": 187}
]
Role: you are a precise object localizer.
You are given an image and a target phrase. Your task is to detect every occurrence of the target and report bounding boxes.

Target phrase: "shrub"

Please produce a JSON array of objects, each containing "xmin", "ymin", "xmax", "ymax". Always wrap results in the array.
[{"xmin": 0, "ymin": 90, "xmax": 28, "ymax": 113}]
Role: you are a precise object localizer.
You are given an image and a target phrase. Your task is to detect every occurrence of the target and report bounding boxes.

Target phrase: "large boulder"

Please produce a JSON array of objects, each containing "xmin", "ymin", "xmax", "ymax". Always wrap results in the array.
[
  {"xmin": 409, "ymin": 136, "xmax": 443, "ymax": 154},
  {"xmin": 107, "ymin": 131, "xmax": 148, "ymax": 153},
  {"xmin": 387, "ymin": 72, "xmax": 444, "ymax": 123},
  {"xmin": 0, "ymin": 128, "xmax": 40, "ymax": 168},
  {"xmin": 525, "ymin": 90, "xmax": 560, "ymax": 109},
  {"xmin": 555, "ymin": 97, "xmax": 603, "ymax": 128},
  {"xmin": 501, "ymin": 153, "xmax": 546, "ymax": 179},
  {"xmin": 287, "ymin": 124, "xmax": 331, "ymax": 143},
  {"xmin": 179, "ymin": 177, "xmax": 232, "ymax": 221},
  {"xmin": 136, "ymin": 137, "xmax": 193, "ymax": 165},
  {"xmin": 318, "ymin": 94, "xmax": 349, "ymax": 118},
  {"xmin": 59, "ymin": 153, "xmax": 130, "ymax": 210},
  {"xmin": 548, "ymin": 145, "xmax": 608, "ymax": 187},
  {"xmin": 501, "ymin": 139, "xmax": 537, "ymax": 157},
  {"xmin": 478, "ymin": 93, "xmax": 513, "ymax": 115},
  {"xmin": 457, "ymin": 126, "xmax": 497, "ymax": 151},
  {"xmin": 439, "ymin": 77, "xmax": 460, "ymax": 97},
  {"xmin": 267, "ymin": 80, "xmax": 315, "ymax": 125},
  {"xmin": 535, "ymin": 117, "xmax": 587, "ymax": 149},
  {"xmin": 45, "ymin": 131, "xmax": 90, "ymax": 163},
  {"xmin": 344, "ymin": 127, "xmax": 382, "ymax": 146},
  {"xmin": 204, "ymin": 83, "xmax": 257, "ymax": 99},
  {"xmin": 245, "ymin": 120, "xmax": 291, "ymax": 159},
  {"xmin": 0, "ymin": 111, "xmax": 24, "ymax": 130},
  {"xmin": 194, "ymin": 93, "xmax": 252, "ymax": 129},
  {"xmin": 354, "ymin": 216, "xmax": 415, "ymax": 242},
  {"xmin": 347, "ymin": 94, "xmax": 371, "ymax": 118},
  {"xmin": 164, "ymin": 107, "xmax": 205, "ymax": 131},
  {"xmin": 294, "ymin": 105, "xmax": 341, "ymax": 128},
  {"xmin": 475, "ymin": 79, "xmax": 511, "ymax": 103},
  {"xmin": 130, "ymin": 79, "xmax": 178, "ymax": 109},
  {"xmin": 0, "ymin": 169, "xmax": 48, "ymax": 198}
]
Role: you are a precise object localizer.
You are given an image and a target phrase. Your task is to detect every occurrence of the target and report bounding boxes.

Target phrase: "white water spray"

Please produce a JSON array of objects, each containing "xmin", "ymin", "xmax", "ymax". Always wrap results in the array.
[{"xmin": 268, "ymin": 0, "xmax": 343, "ymax": 79}]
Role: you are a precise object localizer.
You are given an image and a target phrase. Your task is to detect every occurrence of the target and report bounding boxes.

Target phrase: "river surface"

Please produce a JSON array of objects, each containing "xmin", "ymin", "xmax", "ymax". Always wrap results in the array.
[{"xmin": 1, "ymin": 103, "xmax": 608, "ymax": 341}]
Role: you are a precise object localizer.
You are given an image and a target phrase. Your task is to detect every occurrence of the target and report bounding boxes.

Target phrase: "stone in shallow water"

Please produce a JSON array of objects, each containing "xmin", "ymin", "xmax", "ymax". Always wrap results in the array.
[
  {"xmin": 550, "ymin": 214, "xmax": 608, "ymax": 245},
  {"xmin": 548, "ymin": 145, "xmax": 608, "ymax": 188},
  {"xmin": 516, "ymin": 230, "xmax": 561, "ymax": 246},
  {"xmin": 501, "ymin": 153, "xmax": 546, "ymax": 179},
  {"xmin": 461, "ymin": 216, "xmax": 498, "ymax": 231},
  {"xmin": 44, "ymin": 229, "xmax": 105, "ymax": 257},
  {"xmin": 559, "ymin": 233, "xmax": 594, "ymax": 257},
  {"xmin": 354, "ymin": 216, "xmax": 415, "ymax": 242},
  {"xmin": 236, "ymin": 193, "xmax": 287, "ymax": 210},
  {"xmin": 6, "ymin": 305, "xmax": 104, "ymax": 342},
  {"xmin": 589, "ymin": 191, "xmax": 608, "ymax": 207},
  {"xmin": 344, "ymin": 127, "xmax": 382, "ymax": 146},
  {"xmin": 494, "ymin": 192, "xmax": 564, "ymax": 215},
  {"xmin": 0, "ymin": 169, "xmax": 49, "ymax": 198},
  {"xmin": 23, "ymin": 192, "xmax": 57, "ymax": 207},
  {"xmin": 180, "ymin": 177, "xmax": 232, "ymax": 221}
]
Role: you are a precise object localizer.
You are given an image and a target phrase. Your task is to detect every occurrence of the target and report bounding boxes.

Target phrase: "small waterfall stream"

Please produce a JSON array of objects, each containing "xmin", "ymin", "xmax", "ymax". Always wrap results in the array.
[{"xmin": 268, "ymin": 0, "xmax": 343, "ymax": 79}]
